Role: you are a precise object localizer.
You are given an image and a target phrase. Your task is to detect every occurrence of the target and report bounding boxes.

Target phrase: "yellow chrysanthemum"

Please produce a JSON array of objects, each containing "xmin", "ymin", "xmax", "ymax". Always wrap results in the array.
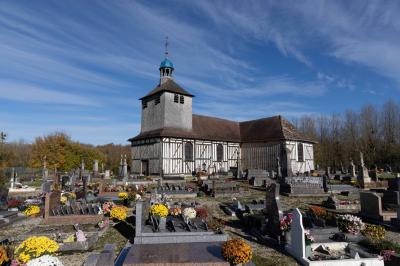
[
  {"xmin": 118, "ymin": 192, "xmax": 128, "ymax": 200},
  {"xmin": 110, "ymin": 206, "xmax": 128, "ymax": 221},
  {"xmin": 150, "ymin": 204, "xmax": 168, "ymax": 218},
  {"xmin": 15, "ymin": 236, "xmax": 59, "ymax": 263},
  {"xmin": 23, "ymin": 205, "xmax": 40, "ymax": 216}
]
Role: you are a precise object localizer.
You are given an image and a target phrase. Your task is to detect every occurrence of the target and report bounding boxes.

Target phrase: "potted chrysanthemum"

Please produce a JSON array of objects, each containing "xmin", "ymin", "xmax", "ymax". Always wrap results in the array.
[{"xmin": 150, "ymin": 203, "xmax": 169, "ymax": 230}]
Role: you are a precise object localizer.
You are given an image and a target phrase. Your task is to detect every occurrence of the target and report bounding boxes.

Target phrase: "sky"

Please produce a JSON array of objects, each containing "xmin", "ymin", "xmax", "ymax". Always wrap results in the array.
[{"xmin": 1, "ymin": 0, "xmax": 400, "ymax": 145}]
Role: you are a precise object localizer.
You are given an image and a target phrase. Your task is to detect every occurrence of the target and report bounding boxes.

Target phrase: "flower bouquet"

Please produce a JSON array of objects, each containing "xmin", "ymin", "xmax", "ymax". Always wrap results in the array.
[
  {"xmin": 102, "ymin": 202, "xmax": 115, "ymax": 216},
  {"xmin": 279, "ymin": 213, "xmax": 293, "ymax": 232},
  {"xmin": 304, "ymin": 230, "xmax": 314, "ymax": 245},
  {"xmin": 118, "ymin": 192, "xmax": 128, "ymax": 200},
  {"xmin": 337, "ymin": 214, "xmax": 365, "ymax": 234},
  {"xmin": 169, "ymin": 207, "xmax": 182, "ymax": 216},
  {"xmin": 182, "ymin": 207, "xmax": 196, "ymax": 223},
  {"xmin": 222, "ymin": 239, "xmax": 253, "ymax": 265}
]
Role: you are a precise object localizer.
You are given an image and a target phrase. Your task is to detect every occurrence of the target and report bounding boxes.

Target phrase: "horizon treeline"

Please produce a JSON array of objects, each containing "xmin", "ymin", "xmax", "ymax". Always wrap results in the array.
[
  {"xmin": 0, "ymin": 132, "xmax": 131, "ymax": 184},
  {"xmin": 292, "ymin": 100, "xmax": 400, "ymax": 171}
]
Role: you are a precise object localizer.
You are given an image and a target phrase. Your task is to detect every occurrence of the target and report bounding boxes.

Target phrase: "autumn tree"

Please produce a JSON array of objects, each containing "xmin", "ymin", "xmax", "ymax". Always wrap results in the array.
[{"xmin": 30, "ymin": 132, "xmax": 106, "ymax": 171}]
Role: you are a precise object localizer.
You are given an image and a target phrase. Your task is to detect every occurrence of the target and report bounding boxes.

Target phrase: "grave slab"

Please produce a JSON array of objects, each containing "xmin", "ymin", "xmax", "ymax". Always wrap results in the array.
[{"xmin": 122, "ymin": 242, "xmax": 229, "ymax": 266}]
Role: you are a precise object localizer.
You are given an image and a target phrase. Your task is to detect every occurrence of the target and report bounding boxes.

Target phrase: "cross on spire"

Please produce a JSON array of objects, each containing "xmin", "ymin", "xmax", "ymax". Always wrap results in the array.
[{"xmin": 165, "ymin": 36, "xmax": 169, "ymax": 58}]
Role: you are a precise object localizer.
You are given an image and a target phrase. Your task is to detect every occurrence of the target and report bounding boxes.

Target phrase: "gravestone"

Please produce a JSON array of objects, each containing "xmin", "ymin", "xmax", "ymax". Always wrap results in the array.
[
  {"xmin": 357, "ymin": 152, "xmax": 371, "ymax": 187},
  {"xmin": 0, "ymin": 188, "xmax": 9, "ymax": 211},
  {"xmin": 286, "ymin": 208, "xmax": 306, "ymax": 260},
  {"xmin": 45, "ymin": 191, "xmax": 61, "ymax": 218},
  {"xmin": 265, "ymin": 183, "xmax": 283, "ymax": 240},
  {"xmin": 9, "ymin": 168, "xmax": 15, "ymax": 189},
  {"xmin": 41, "ymin": 181, "xmax": 52, "ymax": 193},
  {"xmin": 349, "ymin": 159, "xmax": 356, "ymax": 178}
]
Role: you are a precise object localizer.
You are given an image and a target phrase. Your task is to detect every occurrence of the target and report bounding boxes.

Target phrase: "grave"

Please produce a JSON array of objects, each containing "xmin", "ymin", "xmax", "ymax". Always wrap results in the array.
[
  {"xmin": 323, "ymin": 196, "xmax": 359, "ymax": 211},
  {"xmin": 359, "ymin": 191, "xmax": 397, "ymax": 222},
  {"xmin": 286, "ymin": 208, "xmax": 384, "ymax": 265},
  {"xmin": 245, "ymin": 169, "xmax": 270, "ymax": 187},
  {"xmin": 43, "ymin": 191, "xmax": 102, "ymax": 225},
  {"xmin": 0, "ymin": 187, "xmax": 21, "ymax": 226},
  {"xmin": 155, "ymin": 183, "xmax": 197, "ymax": 198},
  {"xmin": 134, "ymin": 200, "xmax": 227, "ymax": 244},
  {"xmin": 280, "ymin": 176, "xmax": 326, "ymax": 196},
  {"xmin": 265, "ymin": 183, "xmax": 283, "ymax": 241},
  {"xmin": 125, "ymin": 200, "xmax": 229, "ymax": 265}
]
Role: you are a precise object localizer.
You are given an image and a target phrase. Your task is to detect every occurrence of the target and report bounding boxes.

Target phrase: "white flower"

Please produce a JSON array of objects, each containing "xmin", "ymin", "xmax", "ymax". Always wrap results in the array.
[
  {"xmin": 27, "ymin": 255, "xmax": 64, "ymax": 266},
  {"xmin": 135, "ymin": 194, "xmax": 142, "ymax": 200},
  {"xmin": 183, "ymin": 207, "xmax": 197, "ymax": 219}
]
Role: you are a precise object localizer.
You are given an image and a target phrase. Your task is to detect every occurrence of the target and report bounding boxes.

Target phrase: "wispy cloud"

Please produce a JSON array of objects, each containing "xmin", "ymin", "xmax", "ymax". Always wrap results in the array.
[{"xmin": 0, "ymin": 80, "xmax": 100, "ymax": 106}]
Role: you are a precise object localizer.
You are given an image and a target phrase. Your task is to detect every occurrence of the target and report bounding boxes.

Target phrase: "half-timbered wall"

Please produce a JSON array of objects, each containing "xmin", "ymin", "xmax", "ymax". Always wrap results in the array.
[
  {"xmin": 161, "ymin": 137, "xmax": 240, "ymax": 175},
  {"xmin": 284, "ymin": 141, "xmax": 314, "ymax": 174},
  {"xmin": 131, "ymin": 140, "xmax": 161, "ymax": 175},
  {"xmin": 241, "ymin": 142, "xmax": 282, "ymax": 171}
]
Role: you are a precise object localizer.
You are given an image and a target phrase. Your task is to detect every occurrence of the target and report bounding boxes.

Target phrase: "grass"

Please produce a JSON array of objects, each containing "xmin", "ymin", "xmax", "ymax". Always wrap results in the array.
[
  {"xmin": 252, "ymin": 253, "xmax": 298, "ymax": 266},
  {"xmin": 95, "ymin": 225, "xmax": 129, "ymax": 254}
]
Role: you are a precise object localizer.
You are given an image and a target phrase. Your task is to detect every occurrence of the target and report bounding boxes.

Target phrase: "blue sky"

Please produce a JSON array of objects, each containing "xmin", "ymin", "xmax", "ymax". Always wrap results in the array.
[{"xmin": 1, "ymin": 1, "xmax": 400, "ymax": 144}]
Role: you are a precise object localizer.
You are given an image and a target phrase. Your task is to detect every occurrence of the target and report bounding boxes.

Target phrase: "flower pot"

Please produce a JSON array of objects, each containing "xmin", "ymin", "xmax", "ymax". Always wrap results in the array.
[{"xmin": 158, "ymin": 216, "xmax": 166, "ymax": 230}]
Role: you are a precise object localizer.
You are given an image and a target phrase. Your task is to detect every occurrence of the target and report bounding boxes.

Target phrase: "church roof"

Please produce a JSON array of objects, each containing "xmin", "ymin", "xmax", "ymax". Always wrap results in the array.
[
  {"xmin": 129, "ymin": 114, "xmax": 316, "ymax": 143},
  {"xmin": 239, "ymin": 115, "xmax": 315, "ymax": 143},
  {"xmin": 139, "ymin": 79, "xmax": 194, "ymax": 100}
]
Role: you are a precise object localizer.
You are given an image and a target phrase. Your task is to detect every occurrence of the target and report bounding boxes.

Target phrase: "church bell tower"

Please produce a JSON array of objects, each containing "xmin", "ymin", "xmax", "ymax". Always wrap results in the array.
[{"xmin": 139, "ymin": 38, "xmax": 193, "ymax": 133}]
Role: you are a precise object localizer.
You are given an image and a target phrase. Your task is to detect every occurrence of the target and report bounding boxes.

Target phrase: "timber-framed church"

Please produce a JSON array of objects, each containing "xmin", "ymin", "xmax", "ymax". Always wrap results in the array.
[{"xmin": 129, "ymin": 53, "xmax": 315, "ymax": 177}]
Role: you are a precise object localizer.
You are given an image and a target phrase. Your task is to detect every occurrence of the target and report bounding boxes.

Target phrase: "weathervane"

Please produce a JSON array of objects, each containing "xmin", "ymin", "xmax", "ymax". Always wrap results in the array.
[{"xmin": 165, "ymin": 36, "xmax": 169, "ymax": 58}]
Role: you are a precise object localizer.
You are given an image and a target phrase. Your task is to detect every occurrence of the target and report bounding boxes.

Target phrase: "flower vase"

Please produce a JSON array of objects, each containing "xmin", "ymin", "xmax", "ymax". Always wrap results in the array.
[
  {"xmin": 158, "ymin": 216, "xmax": 166, "ymax": 230},
  {"xmin": 305, "ymin": 245, "xmax": 312, "ymax": 258}
]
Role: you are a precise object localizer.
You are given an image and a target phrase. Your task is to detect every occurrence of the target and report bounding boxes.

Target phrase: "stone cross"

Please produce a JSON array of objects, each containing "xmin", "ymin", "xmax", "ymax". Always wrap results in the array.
[
  {"xmin": 276, "ymin": 157, "xmax": 282, "ymax": 179},
  {"xmin": 42, "ymin": 156, "xmax": 48, "ymax": 181},
  {"xmin": 122, "ymin": 155, "xmax": 128, "ymax": 179},
  {"xmin": 360, "ymin": 152, "xmax": 365, "ymax": 167}
]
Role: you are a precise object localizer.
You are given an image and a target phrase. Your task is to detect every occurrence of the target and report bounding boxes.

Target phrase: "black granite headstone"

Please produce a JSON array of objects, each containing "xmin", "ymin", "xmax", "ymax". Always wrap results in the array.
[{"xmin": 265, "ymin": 183, "xmax": 283, "ymax": 241}]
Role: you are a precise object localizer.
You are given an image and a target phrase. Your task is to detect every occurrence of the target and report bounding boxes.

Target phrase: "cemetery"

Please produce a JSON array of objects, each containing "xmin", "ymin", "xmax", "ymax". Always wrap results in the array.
[{"xmin": 1, "ymin": 7, "xmax": 400, "ymax": 265}]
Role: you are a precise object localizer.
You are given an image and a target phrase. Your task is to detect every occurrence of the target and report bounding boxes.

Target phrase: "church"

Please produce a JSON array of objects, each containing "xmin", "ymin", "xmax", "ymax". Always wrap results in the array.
[{"xmin": 129, "ymin": 52, "xmax": 315, "ymax": 177}]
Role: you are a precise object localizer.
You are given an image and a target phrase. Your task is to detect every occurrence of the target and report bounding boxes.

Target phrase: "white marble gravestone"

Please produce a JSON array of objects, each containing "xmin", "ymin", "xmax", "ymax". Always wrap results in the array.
[{"xmin": 286, "ymin": 208, "xmax": 305, "ymax": 260}]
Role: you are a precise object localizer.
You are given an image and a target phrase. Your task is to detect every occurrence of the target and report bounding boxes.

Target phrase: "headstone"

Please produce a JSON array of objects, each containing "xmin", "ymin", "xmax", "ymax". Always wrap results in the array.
[
  {"xmin": 276, "ymin": 157, "xmax": 282, "ymax": 179},
  {"xmin": 42, "ymin": 156, "xmax": 48, "ymax": 181},
  {"xmin": 265, "ymin": 183, "xmax": 283, "ymax": 240},
  {"xmin": 104, "ymin": 170, "xmax": 110, "ymax": 179},
  {"xmin": 122, "ymin": 155, "xmax": 128, "ymax": 180},
  {"xmin": 357, "ymin": 152, "xmax": 371, "ymax": 187},
  {"xmin": 0, "ymin": 188, "xmax": 9, "ymax": 211},
  {"xmin": 286, "ymin": 208, "xmax": 306, "ymax": 260},
  {"xmin": 349, "ymin": 159, "xmax": 356, "ymax": 178}
]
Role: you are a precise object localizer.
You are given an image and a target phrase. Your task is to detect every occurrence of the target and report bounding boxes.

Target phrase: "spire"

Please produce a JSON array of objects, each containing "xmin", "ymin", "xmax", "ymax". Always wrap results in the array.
[
  {"xmin": 159, "ymin": 36, "xmax": 174, "ymax": 83},
  {"xmin": 165, "ymin": 36, "xmax": 169, "ymax": 58}
]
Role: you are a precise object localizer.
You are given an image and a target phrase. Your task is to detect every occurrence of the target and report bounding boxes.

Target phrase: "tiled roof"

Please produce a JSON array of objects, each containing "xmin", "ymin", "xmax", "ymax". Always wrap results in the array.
[
  {"xmin": 139, "ymin": 79, "xmax": 194, "ymax": 100},
  {"xmin": 129, "ymin": 114, "xmax": 316, "ymax": 143}
]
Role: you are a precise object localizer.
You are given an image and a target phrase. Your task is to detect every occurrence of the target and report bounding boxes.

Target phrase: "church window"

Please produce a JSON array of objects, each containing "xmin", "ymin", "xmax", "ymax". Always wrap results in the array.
[
  {"xmin": 180, "ymin": 95, "xmax": 184, "ymax": 104},
  {"xmin": 155, "ymin": 96, "xmax": 160, "ymax": 105},
  {"xmin": 142, "ymin": 101, "xmax": 147, "ymax": 109},
  {"xmin": 217, "ymin": 144, "xmax": 223, "ymax": 162},
  {"xmin": 184, "ymin": 142, "xmax": 193, "ymax": 161},
  {"xmin": 174, "ymin": 94, "xmax": 179, "ymax": 103},
  {"xmin": 297, "ymin": 143, "xmax": 304, "ymax": 162}
]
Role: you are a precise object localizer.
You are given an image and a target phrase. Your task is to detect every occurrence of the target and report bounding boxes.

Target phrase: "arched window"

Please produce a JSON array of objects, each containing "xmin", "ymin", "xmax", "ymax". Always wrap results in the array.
[
  {"xmin": 217, "ymin": 144, "xmax": 223, "ymax": 162},
  {"xmin": 297, "ymin": 143, "xmax": 304, "ymax": 162},
  {"xmin": 185, "ymin": 142, "xmax": 193, "ymax": 161}
]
